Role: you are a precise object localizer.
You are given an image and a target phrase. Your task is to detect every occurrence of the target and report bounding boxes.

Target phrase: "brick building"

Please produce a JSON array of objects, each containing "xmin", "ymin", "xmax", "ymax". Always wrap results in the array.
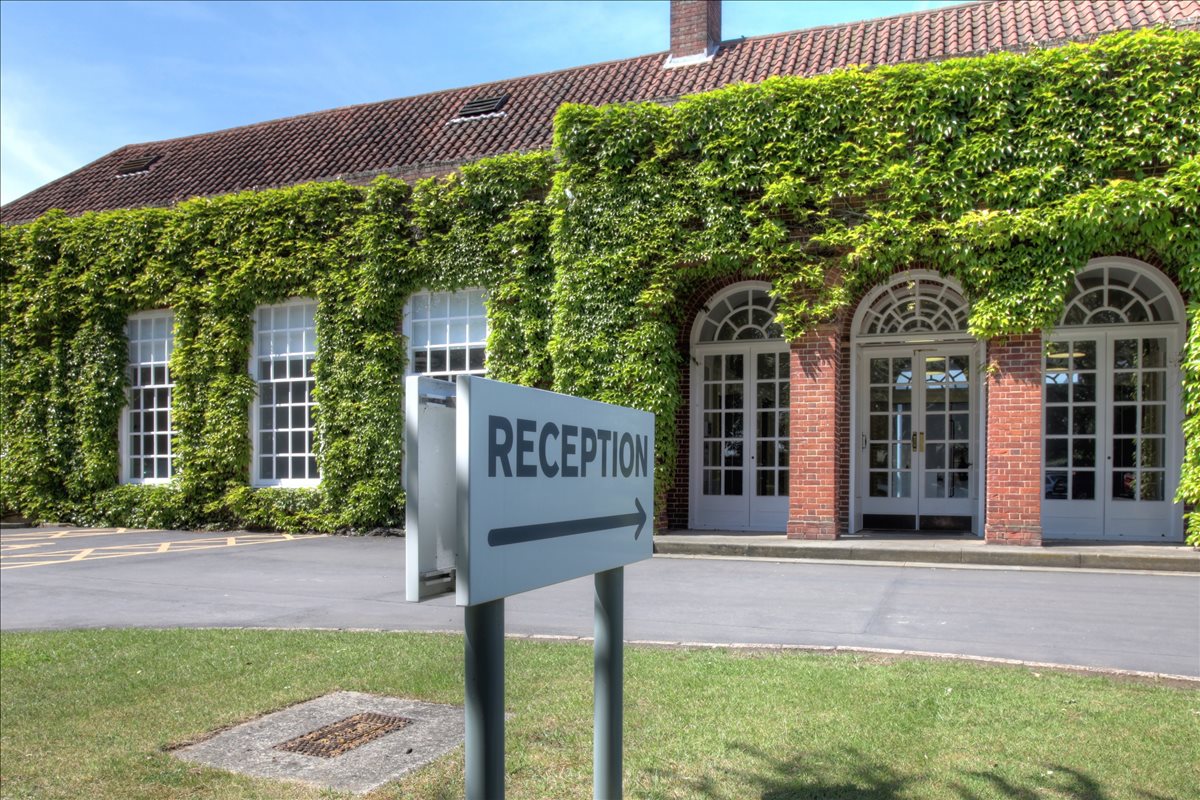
[{"xmin": 3, "ymin": 1, "xmax": 1195, "ymax": 543}]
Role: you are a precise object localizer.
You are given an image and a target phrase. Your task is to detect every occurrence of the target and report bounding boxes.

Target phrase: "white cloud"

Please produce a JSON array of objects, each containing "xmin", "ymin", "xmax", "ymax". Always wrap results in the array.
[{"xmin": 0, "ymin": 73, "xmax": 93, "ymax": 204}]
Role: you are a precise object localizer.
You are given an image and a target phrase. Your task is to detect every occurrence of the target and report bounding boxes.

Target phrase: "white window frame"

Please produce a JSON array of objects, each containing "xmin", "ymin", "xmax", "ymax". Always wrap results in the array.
[
  {"xmin": 250, "ymin": 298, "xmax": 320, "ymax": 488},
  {"xmin": 402, "ymin": 288, "xmax": 488, "ymax": 379},
  {"xmin": 687, "ymin": 281, "xmax": 791, "ymax": 532},
  {"xmin": 1041, "ymin": 257, "xmax": 1186, "ymax": 541},
  {"xmin": 120, "ymin": 309, "xmax": 177, "ymax": 484}
]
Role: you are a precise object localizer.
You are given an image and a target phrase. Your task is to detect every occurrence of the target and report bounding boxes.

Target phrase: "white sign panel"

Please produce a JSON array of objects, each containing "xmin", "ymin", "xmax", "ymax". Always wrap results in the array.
[{"xmin": 457, "ymin": 377, "xmax": 654, "ymax": 606}]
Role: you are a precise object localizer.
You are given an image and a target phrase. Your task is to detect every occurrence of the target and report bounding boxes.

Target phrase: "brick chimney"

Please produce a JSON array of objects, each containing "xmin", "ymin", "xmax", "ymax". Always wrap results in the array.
[{"xmin": 667, "ymin": 0, "xmax": 721, "ymax": 67}]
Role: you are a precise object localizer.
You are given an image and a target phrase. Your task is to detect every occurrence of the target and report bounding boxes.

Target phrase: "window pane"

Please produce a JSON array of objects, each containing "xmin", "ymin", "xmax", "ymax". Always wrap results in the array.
[
  {"xmin": 1071, "ymin": 471, "xmax": 1095, "ymax": 500},
  {"xmin": 1140, "ymin": 471, "xmax": 1164, "ymax": 501},
  {"xmin": 1044, "ymin": 471, "xmax": 1068, "ymax": 499}
]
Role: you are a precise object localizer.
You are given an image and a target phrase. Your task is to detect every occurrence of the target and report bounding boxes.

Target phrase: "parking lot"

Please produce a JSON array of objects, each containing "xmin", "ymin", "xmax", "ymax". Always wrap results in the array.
[{"xmin": 1, "ymin": 526, "xmax": 298, "ymax": 570}]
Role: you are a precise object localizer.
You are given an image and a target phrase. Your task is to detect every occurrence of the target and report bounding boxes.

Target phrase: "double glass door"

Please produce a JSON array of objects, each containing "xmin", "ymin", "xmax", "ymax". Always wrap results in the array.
[
  {"xmin": 693, "ymin": 344, "xmax": 790, "ymax": 531},
  {"xmin": 859, "ymin": 348, "xmax": 977, "ymax": 531},
  {"xmin": 1042, "ymin": 332, "xmax": 1178, "ymax": 539}
]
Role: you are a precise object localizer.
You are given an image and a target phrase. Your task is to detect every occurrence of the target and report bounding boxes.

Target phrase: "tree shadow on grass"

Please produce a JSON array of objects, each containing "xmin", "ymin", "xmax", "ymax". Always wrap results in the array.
[
  {"xmin": 674, "ymin": 743, "xmax": 912, "ymax": 800},
  {"xmin": 950, "ymin": 766, "xmax": 1185, "ymax": 800},
  {"xmin": 951, "ymin": 766, "xmax": 1103, "ymax": 800},
  {"xmin": 667, "ymin": 743, "xmax": 1154, "ymax": 800}
]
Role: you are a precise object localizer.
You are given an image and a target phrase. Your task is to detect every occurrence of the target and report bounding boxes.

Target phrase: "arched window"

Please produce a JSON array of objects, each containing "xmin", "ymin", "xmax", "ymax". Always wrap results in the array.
[
  {"xmin": 857, "ymin": 274, "xmax": 969, "ymax": 337},
  {"xmin": 690, "ymin": 282, "xmax": 790, "ymax": 532},
  {"xmin": 695, "ymin": 287, "xmax": 782, "ymax": 343},
  {"xmin": 1059, "ymin": 260, "xmax": 1181, "ymax": 326},
  {"xmin": 1042, "ymin": 258, "xmax": 1186, "ymax": 540}
]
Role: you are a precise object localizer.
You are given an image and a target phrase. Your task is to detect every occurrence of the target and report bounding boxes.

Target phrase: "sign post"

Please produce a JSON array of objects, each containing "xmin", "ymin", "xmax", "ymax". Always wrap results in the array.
[
  {"xmin": 594, "ymin": 566, "xmax": 623, "ymax": 800},
  {"xmin": 464, "ymin": 598, "xmax": 505, "ymax": 797},
  {"xmin": 405, "ymin": 376, "xmax": 654, "ymax": 800}
]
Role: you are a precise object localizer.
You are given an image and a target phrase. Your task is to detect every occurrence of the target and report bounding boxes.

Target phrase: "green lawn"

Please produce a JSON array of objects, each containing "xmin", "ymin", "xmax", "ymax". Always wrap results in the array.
[{"xmin": 0, "ymin": 629, "xmax": 1195, "ymax": 799}]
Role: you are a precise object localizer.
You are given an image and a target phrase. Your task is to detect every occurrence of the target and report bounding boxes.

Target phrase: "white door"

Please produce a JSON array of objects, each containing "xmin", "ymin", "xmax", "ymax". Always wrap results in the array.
[
  {"xmin": 692, "ymin": 343, "xmax": 790, "ymax": 531},
  {"xmin": 859, "ymin": 348, "xmax": 977, "ymax": 531},
  {"xmin": 1042, "ymin": 332, "xmax": 1180, "ymax": 539}
]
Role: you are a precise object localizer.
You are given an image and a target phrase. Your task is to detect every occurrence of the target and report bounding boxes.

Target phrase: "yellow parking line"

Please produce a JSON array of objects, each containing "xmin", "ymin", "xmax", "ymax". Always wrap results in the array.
[
  {"xmin": 0, "ymin": 533, "xmax": 298, "ymax": 570},
  {"xmin": 0, "ymin": 528, "xmax": 164, "ymax": 542}
]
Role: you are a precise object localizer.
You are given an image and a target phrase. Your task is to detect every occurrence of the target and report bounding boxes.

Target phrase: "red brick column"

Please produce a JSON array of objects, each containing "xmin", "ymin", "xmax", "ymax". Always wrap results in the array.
[
  {"xmin": 788, "ymin": 324, "xmax": 844, "ymax": 539},
  {"xmin": 984, "ymin": 334, "xmax": 1043, "ymax": 546}
]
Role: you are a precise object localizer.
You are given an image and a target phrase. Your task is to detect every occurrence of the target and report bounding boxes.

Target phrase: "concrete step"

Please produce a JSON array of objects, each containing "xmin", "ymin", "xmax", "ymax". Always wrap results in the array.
[{"xmin": 653, "ymin": 534, "xmax": 1200, "ymax": 573}]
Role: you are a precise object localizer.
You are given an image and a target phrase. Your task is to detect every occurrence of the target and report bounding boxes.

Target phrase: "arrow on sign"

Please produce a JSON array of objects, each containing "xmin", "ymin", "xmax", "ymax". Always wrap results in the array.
[{"xmin": 488, "ymin": 498, "xmax": 647, "ymax": 547}]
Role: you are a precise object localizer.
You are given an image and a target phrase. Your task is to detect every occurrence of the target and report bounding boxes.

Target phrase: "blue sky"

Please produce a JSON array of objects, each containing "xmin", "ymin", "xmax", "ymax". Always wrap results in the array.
[{"xmin": 0, "ymin": 0, "xmax": 963, "ymax": 205}]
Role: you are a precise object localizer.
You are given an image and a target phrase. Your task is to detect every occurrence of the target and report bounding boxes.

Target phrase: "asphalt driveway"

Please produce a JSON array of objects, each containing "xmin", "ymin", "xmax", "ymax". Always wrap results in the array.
[{"xmin": 2, "ymin": 526, "xmax": 1198, "ymax": 676}]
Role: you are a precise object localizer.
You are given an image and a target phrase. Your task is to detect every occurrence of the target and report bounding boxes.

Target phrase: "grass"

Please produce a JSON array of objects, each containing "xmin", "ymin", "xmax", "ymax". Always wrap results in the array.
[{"xmin": 0, "ymin": 629, "xmax": 1196, "ymax": 799}]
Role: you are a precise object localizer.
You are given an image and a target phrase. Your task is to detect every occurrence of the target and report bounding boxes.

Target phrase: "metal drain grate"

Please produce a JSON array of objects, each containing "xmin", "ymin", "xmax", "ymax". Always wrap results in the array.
[{"xmin": 274, "ymin": 712, "xmax": 412, "ymax": 758}]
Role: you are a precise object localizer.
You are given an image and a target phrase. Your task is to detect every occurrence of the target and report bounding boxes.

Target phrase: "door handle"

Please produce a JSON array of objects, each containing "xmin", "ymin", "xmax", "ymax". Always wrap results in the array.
[{"xmin": 912, "ymin": 432, "xmax": 925, "ymax": 451}]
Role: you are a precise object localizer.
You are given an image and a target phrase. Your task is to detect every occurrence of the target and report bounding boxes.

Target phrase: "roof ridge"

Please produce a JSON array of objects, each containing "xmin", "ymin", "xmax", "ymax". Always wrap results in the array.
[{"xmin": 721, "ymin": 0, "xmax": 987, "ymax": 47}]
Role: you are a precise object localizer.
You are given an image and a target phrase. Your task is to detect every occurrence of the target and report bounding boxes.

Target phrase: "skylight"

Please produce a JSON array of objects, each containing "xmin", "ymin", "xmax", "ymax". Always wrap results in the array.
[
  {"xmin": 116, "ymin": 155, "xmax": 160, "ymax": 176},
  {"xmin": 458, "ymin": 94, "xmax": 506, "ymax": 117},
  {"xmin": 452, "ymin": 94, "xmax": 507, "ymax": 121}
]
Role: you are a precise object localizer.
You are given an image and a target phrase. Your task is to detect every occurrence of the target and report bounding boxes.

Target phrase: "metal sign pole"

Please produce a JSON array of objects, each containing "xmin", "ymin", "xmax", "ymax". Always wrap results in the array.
[
  {"xmin": 593, "ymin": 566, "xmax": 624, "ymax": 800},
  {"xmin": 465, "ymin": 598, "xmax": 505, "ymax": 800}
]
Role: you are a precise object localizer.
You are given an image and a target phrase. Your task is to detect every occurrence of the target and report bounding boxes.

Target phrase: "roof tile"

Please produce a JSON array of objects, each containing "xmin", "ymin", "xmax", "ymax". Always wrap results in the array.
[{"xmin": 4, "ymin": 0, "xmax": 1196, "ymax": 223}]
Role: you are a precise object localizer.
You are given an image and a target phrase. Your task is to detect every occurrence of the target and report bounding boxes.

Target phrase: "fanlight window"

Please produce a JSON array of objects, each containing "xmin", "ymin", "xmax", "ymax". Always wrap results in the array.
[
  {"xmin": 697, "ymin": 288, "xmax": 782, "ymax": 342},
  {"xmin": 859, "ymin": 277, "xmax": 969, "ymax": 336},
  {"xmin": 1060, "ymin": 263, "xmax": 1179, "ymax": 326}
]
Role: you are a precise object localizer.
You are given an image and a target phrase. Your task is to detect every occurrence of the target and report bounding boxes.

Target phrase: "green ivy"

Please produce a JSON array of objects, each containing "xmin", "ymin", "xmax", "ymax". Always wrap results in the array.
[
  {"xmin": 549, "ymin": 29, "xmax": 1198, "ymax": 538},
  {"xmin": 1, "ymin": 30, "xmax": 1196, "ymax": 541},
  {"xmin": 1, "ymin": 154, "xmax": 554, "ymax": 532}
]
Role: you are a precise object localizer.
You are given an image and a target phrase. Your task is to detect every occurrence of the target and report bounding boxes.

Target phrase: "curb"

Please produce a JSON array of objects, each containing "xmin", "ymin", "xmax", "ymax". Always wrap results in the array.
[{"xmin": 652, "ymin": 539, "xmax": 1200, "ymax": 573}]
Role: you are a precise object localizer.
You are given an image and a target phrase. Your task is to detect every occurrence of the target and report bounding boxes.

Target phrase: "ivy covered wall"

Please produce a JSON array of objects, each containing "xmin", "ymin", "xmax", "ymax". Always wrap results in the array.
[
  {"xmin": 0, "ymin": 154, "xmax": 553, "ymax": 532},
  {"xmin": 2, "ymin": 30, "xmax": 1197, "ymax": 539}
]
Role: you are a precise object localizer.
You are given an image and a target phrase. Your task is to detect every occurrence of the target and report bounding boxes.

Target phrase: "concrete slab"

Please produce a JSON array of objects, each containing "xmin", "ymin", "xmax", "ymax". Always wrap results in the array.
[
  {"xmin": 655, "ymin": 531, "xmax": 1199, "ymax": 572},
  {"xmin": 172, "ymin": 691, "xmax": 463, "ymax": 794}
]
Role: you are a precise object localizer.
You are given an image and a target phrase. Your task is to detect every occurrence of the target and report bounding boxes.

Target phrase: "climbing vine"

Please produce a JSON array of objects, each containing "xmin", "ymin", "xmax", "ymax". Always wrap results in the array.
[
  {"xmin": 550, "ymin": 28, "xmax": 1198, "ymax": 538},
  {"xmin": 1, "ymin": 30, "xmax": 1196, "ymax": 539},
  {"xmin": 1, "ymin": 154, "xmax": 554, "ymax": 532}
]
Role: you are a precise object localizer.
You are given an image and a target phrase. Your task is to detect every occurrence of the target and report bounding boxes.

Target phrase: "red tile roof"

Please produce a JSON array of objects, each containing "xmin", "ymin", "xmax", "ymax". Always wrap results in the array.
[{"xmin": 4, "ymin": 0, "xmax": 1197, "ymax": 224}]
